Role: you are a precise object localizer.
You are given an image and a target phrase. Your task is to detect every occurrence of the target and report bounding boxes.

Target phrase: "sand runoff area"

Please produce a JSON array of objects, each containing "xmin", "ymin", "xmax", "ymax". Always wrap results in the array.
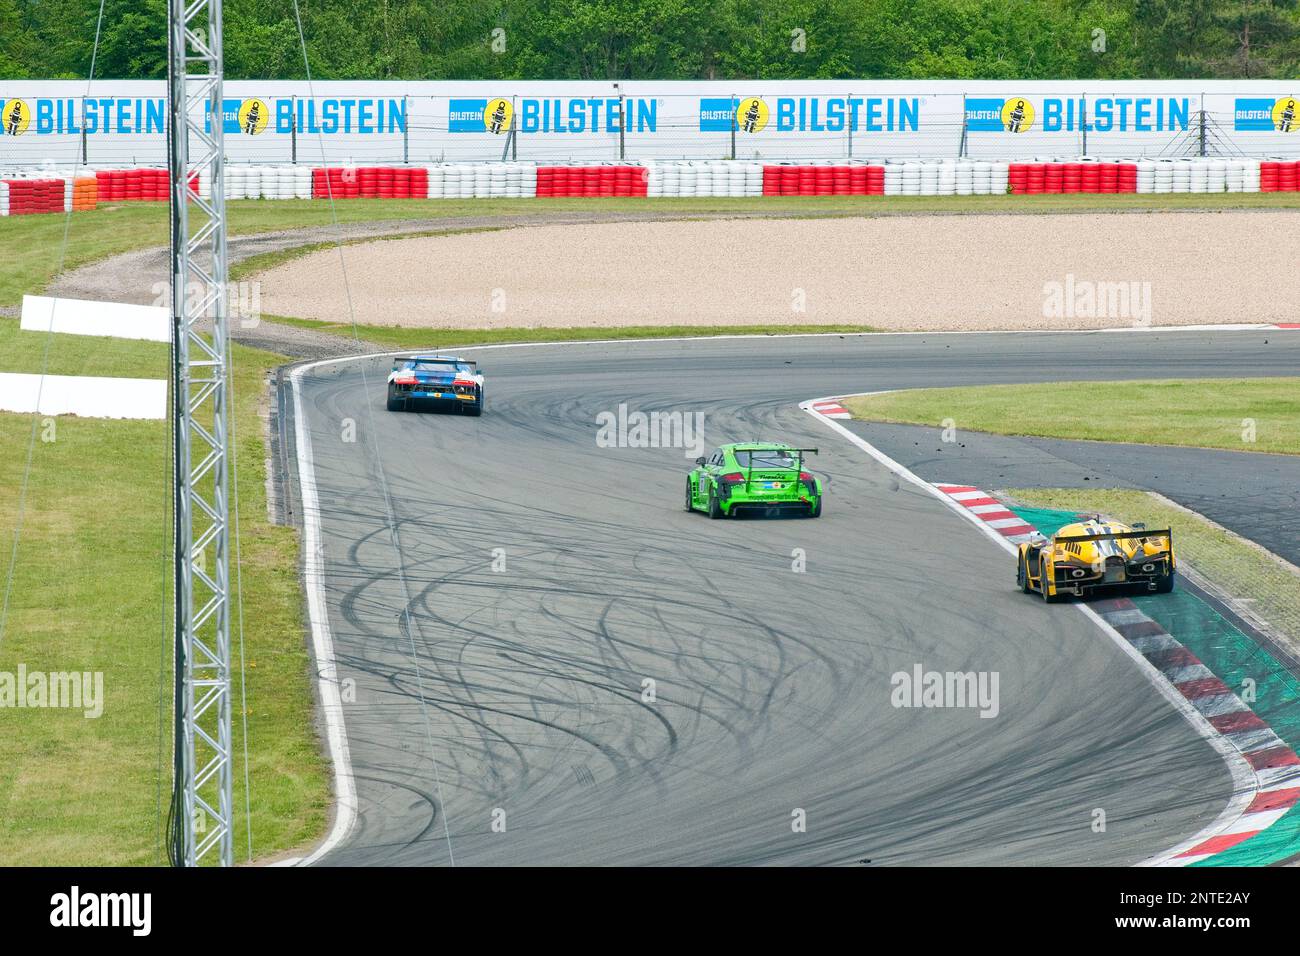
[{"xmin": 253, "ymin": 211, "xmax": 1299, "ymax": 331}]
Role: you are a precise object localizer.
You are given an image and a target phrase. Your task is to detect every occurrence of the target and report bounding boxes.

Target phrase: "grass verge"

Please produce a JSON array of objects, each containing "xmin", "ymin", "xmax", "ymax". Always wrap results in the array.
[
  {"xmin": 1005, "ymin": 488, "xmax": 1300, "ymax": 648},
  {"xmin": 8, "ymin": 191, "xmax": 1300, "ymax": 309},
  {"xmin": 0, "ymin": 317, "xmax": 326, "ymax": 865},
  {"xmin": 264, "ymin": 314, "xmax": 882, "ymax": 349},
  {"xmin": 841, "ymin": 379, "xmax": 1300, "ymax": 456}
]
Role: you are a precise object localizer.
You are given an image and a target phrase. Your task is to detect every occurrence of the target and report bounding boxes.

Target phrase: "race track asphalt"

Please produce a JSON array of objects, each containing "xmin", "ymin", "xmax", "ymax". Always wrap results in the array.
[{"xmin": 290, "ymin": 329, "xmax": 1300, "ymax": 866}]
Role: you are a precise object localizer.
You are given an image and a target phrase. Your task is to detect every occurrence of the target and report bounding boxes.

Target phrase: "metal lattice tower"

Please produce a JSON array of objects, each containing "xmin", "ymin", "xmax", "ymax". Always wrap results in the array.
[{"xmin": 168, "ymin": 0, "xmax": 232, "ymax": 866}]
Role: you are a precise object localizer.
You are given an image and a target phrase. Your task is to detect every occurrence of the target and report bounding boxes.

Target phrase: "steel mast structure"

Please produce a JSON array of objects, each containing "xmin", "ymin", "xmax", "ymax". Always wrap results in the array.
[{"xmin": 168, "ymin": 0, "xmax": 233, "ymax": 866}]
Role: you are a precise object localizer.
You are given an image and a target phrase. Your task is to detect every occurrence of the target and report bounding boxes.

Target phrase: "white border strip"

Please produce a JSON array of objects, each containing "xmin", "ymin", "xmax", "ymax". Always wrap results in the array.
[
  {"xmin": 20, "ymin": 293, "xmax": 170, "ymax": 342},
  {"xmin": 799, "ymin": 392, "xmax": 1259, "ymax": 868},
  {"xmin": 291, "ymin": 363, "xmax": 358, "ymax": 866},
  {"xmin": 0, "ymin": 371, "xmax": 167, "ymax": 419}
]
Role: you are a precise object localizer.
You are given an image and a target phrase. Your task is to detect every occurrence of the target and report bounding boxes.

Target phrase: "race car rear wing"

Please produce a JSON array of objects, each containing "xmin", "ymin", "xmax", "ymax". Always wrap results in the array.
[
  {"xmin": 732, "ymin": 447, "xmax": 818, "ymax": 489},
  {"xmin": 1053, "ymin": 529, "xmax": 1173, "ymax": 551},
  {"xmin": 392, "ymin": 356, "xmax": 478, "ymax": 367}
]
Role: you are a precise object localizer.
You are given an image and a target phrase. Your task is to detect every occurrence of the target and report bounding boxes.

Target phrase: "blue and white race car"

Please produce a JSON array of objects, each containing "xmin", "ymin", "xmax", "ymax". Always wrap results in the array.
[{"xmin": 385, "ymin": 355, "xmax": 484, "ymax": 416}]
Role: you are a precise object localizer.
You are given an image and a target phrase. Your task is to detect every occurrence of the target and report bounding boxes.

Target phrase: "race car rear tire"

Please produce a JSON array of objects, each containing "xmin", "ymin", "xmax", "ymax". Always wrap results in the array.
[
  {"xmin": 708, "ymin": 487, "xmax": 724, "ymax": 519},
  {"xmin": 386, "ymin": 388, "xmax": 403, "ymax": 412},
  {"xmin": 1017, "ymin": 554, "xmax": 1031, "ymax": 593},
  {"xmin": 1155, "ymin": 571, "xmax": 1176, "ymax": 594},
  {"xmin": 465, "ymin": 403, "xmax": 483, "ymax": 417},
  {"xmin": 1040, "ymin": 558, "xmax": 1063, "ymax": 602},
  {"xmin": 685, "ymin": 478, "xmax": 694, "ymax": 512},
  {"xmin": 809, "ymin": 496, "xmax": 822, "ymax": 518}
]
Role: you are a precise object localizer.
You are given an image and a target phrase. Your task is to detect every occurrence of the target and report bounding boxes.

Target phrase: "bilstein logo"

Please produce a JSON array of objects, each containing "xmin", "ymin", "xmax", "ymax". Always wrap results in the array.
[
  {"xmin": 3, "ymin": 98, "xmax": 31, "ymax": 135},
  {"xmin": 735, "ymin": 96, "xmax": 769, "ymax": 133},
  {"xmin": 484, "ymin": 97, "xmax": 513, "ymax": 134},
  {"xmin": 1272, "ymin": 97, "xmax": 1298, "ymax": 132},
  {"xmin": 1001, "ymin": 97, "xmax": 1034, "ymax": 133},
  {"xmin": 238, "ymin": 98, "xmax": 268, "ymax": 135}
]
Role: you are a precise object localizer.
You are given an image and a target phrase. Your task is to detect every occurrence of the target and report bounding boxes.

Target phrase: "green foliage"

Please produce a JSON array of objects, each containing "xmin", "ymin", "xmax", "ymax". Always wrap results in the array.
[{"xmin": 2, "ymin": 0, "xmax": 1299, "ymax": 80}]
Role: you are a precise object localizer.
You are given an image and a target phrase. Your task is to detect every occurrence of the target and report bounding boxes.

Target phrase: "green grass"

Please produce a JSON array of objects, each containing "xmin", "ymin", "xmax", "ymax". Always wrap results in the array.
[
  {"xmin": 842, "ymin": 379, "xmax": 1300, "ymax": 456},
  {"xmin": 1006, "ymin": 488, "xmax": 1300, "ymax": 650},
  {"xmin": 0, "ymin": 317, "xmax": 326, "ymax": 865},
  {"xmin": 8, "ymin": 190, "xmax": 1300, "ymax": 309},
  {"xmin": 265, "ymin": 313, "xmax": 882, "ymax": 349}
]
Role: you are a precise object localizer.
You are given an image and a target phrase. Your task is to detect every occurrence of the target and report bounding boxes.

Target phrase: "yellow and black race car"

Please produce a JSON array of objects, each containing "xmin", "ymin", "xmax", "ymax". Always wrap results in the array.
[{"xmin": 1017, "ymin": 517, "xmax": 1175, "ymax": 602}]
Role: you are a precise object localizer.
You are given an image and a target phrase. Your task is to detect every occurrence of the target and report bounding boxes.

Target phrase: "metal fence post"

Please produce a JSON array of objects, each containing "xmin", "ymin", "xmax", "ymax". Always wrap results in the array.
[
  {"xmin": 511, "ymin": 95, "xmax": 518, "ymax": 161},
  {"xmin": 958, "ymin": 93, "xmax": 967, "ymax": 158},
  {"xmin": 290, "ymin": 95, "xmax": 297, "ymax": 164},
  {"xmin": 1081, "ymin": 93, "xmax": 1088, "ymax": 156},
  {"xmin": 403, "ymin": 94, "xmax": 409, "ymax": 164},
  {"xmin": 80, "ymin": 97, "xmax": 88, "ymax": 165},
  {"xmin": 730, "ymin": 94, "xmax": 736, "ymax": 160},
  {"xmin": 617, "ymin": 86, "xmax": 626, "ymax": 160}
]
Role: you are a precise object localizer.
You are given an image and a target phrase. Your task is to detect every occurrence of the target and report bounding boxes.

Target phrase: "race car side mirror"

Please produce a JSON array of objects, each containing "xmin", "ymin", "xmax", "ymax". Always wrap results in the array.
[
  {"xmin": 1132, "ymin": 522, "xmax": 1147, "ymax": 530},
  {"xmin": 695, "ymin": 456, "xmax": 706, "ymax": 465}
]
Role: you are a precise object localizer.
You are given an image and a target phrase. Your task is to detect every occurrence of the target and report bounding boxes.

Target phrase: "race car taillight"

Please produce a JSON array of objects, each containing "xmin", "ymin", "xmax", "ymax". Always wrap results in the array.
[
  {"xmin": 393, "ymin": 376, "xmax": 417, "ymax": 385},
  {"xmin": 720, "ymin": 472, "xmax": 745, "ymax": 483},
  {"xmin": 452, "ymin": 378, "xmax": 476, "ymax": 386},
  {"xmin": 799, "ymin": 472, "xmax": 812, "ymax": 481}
]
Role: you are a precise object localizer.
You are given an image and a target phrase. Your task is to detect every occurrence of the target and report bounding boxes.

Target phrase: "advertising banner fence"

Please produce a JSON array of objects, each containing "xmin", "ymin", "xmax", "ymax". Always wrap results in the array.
[{"xmin": 1, "ymin": 80, "xmax": 1297, "ymax": 167}]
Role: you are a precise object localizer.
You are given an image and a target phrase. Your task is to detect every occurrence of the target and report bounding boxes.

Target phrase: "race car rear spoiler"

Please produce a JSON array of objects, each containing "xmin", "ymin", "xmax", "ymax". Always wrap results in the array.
[
  {"xmin": 1052, "ymin": 529, "xmax": 1173, "ymax": 549},
  {"xmin": 392, "ymin": 356, "xmax": 478, "ymax": 366},
  {"xmin": 732, "ymin": 447, "xmax": 818, "ymax": 489}
]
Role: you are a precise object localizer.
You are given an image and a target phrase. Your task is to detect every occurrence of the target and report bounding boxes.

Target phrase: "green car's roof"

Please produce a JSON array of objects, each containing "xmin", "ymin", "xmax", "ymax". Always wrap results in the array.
[{"xmin": 720, "ymin": 442, "xmax": 795, "ymax": 451}]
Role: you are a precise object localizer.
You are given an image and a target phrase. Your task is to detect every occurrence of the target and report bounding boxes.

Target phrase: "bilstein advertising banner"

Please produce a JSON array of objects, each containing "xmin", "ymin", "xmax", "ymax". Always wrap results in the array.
[{"xmin": 0, "ymin": 80, "xmax": 1293, "ymax": 166}]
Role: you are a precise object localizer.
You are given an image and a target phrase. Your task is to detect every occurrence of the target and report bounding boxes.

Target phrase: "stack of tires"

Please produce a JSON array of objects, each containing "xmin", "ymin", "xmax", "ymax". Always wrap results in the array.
[
  {"xmin": 884, "ymin": 160, "xmax": 1010, "ymax": 196},
  {"xmin": 312, "ymin": 166, "xmax": 361, "ymax": 199},
  {"xmin": 1005, "ymin": 159, "xmax": 1138, "ymax": 194},
  {"xmin": 760, "ymin": 163, "xmax": 883, "ymax": 196},
  {"xmin": 423, "ymin": 162, "xmax": 536, "ymax": 198},
  {"xmin": 3, "ymin": 179, "xmax": 65, "ymax": 215},
  {"xmin": 70, "ymin": 175, "xmax": 97, "ymax": 210},
  {"xmin": 536, "ymin": 164, "xmax": 647, "ymax": 197},
  {"xmin": 646, "ymin": 161, "xmax": 762, "ymax": 197},
  {"xmin": 1260, "ymin": 159, "xmax": 1300, "ymax": 192}
]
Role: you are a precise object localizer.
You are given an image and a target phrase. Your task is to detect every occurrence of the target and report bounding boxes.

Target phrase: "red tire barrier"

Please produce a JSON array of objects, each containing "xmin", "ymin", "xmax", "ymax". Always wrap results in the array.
[
  {"xmin": 1276, "ymin": 160, "xmax": 1299, "ymax": 192},
  {"xmin": 1006, "ymin": 161, "xmax": 1137, "ymax": 195},
  {"xmin": 535, "ymin": 165, "xmax": 645, "ymax": 198},
  {"xmin": 760, "ymin": 163, "xmax": 886, "ymax": 197},
  {"xmin": 93, "ymin": 168, "xmax": 170, "ymax": 202},
  {"xmin": 4, "ymin": 179, "xmax": 66, "ymax": 214}
]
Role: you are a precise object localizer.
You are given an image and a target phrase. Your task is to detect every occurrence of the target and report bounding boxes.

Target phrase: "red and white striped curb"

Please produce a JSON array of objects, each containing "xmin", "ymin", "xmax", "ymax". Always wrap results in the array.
[
  {"xmin": 809, "ymin": 399, "xmax": 851, "ymax": 419},
  {"xmin": 1091, "ymin": 597, "xmax": 1300, "ymax": 865},
  {"xmin": 933, "ymin": 483, "xmax": 1036, "ymax": 542}
]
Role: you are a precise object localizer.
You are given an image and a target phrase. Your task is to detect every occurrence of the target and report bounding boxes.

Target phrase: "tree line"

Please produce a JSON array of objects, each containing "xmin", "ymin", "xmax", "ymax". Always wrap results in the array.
[{"xmin": 3, "ymin": 0, "xmax": 1298, "ymax": 81}]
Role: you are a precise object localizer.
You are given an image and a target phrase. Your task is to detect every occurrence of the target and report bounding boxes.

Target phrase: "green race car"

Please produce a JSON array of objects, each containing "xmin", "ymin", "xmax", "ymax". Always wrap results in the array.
[{"xmin": 686, "ymin": 443, "xmax": 823, "ymax": 519}]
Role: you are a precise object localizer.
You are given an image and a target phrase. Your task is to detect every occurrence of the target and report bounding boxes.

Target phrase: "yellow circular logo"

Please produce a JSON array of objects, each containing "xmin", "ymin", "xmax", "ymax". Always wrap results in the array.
[
  {"xmin": 484, "ymin": 98, "xmax": 513, "ymax": 134},
  {"xmin": 1001, "ymin": 98, "xmax": 1035, "ymax": 133},
  {"xmin": 238, "ymin": 98, "xmax": 269, "ymax": 135},
  {"xmin": 735, "ymin": 97, "xmax": 769, "ymax": 133},
  {"xmin": 3, "ymin": 98, "xmax": 31, "ymax": 136},
  {"xmin": 1273, "ymin": 97, "xmax": 1299, "ymax": 132}
]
